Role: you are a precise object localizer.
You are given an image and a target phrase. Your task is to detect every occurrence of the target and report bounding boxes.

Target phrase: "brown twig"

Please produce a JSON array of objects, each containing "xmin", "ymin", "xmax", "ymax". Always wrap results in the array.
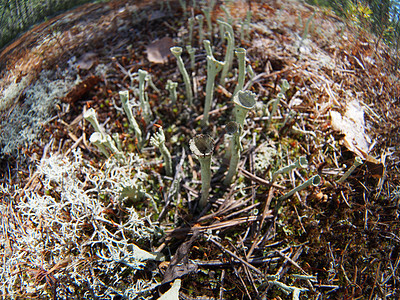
[{"xmin": 239, "ymin": 167, "xmax": 285, "ymax": 189}]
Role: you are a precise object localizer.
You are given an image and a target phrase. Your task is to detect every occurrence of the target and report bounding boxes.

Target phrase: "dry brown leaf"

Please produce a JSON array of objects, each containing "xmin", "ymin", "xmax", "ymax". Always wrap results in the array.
[
  {"xmin": 76, "ymin": 52, "xmax": 97, "ymax": 70},
  {"xmin": 146, "ymin": 37, "xmax": 174, "ymax": 64},
  {"xmin": 330, "ymin": 100, "xmax": 371, "ymax": 158}
]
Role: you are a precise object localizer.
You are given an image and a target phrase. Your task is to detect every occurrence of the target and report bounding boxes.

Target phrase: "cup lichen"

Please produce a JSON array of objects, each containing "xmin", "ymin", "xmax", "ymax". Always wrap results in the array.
[
  {"xmin": 119, "ymin": 90, "xmax": 142, "ymax": 145},
  {"xmin": 223, "ymin": 121, "xmax": 242, "ymax": 186},
  {"xmin": 233, "ymin": 90, "xmax": 257, "ymax": 126},
  {"xmin": 201, "ymin": 55, "xmax": 225, "ymax": 126},
  {"xmin": 233, "ymin": 47, "xmax": 247, "ymax": 96},
  {"xmin": 190, "ymin": 134, "xmax": 214, "ymax": 209},
  {"xmin": 170, "ymin": 46, "xmax": 193, "ymax": 106},
  {"xmin": 150, "ymin": 127, "xmax": 173, "ymax": 176}
]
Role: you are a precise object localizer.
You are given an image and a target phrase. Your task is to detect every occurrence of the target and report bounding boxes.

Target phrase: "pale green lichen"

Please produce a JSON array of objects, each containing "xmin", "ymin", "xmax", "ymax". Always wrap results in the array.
[
  {"xmin": 186, "ymin": 45, "xmax": 196, "ymax": 71},
  {"xmin": 90, "ymin": 132, "xmax": 110, "ymax": 157},
  {"xmin": 337, "ymin": 156, "xmax": 363, "ymax": 183},
  {"xmin": 84, "ymin": 107, "xmax": 104, "ymax": 136},
  {"xmin": 218, "ymin": 20, "xmax": 235, "ymax": 86},
  {"xmin": 202, "ymin": 55, "xmax": 225, "ymax": 126},
  {"xmin": 190, "ymin": 134, "xmax": 214, "ymax": 209},
  {"xmin": 196, "ymin": 14, "xmax": 204, "ymax": 42},
  {"xmin": 233, "ymin": 47, "xmax": 247, "ymax": 96},
  {"xmin": 138, "ymin": 69, "xmax": 153, "ymax": 122},
  {"xmin": 278, "ymin": 175, "xmax": 321, "ymax": 202},
  {"xmin": 233, "ymin": 90, "xmax": 257, "ymax": 126},
  {"xmin": 150, "ymin": 127, "xmax": 173, "ymax": 176},
  {"xmin": 170, "ymin": 46, "xmax": 193, "ymax": 106},
  {"xmin": 1, "ymin": 149, "xmax": 159, "ymax": 298},
  {"xmin": 119, "ymin": 90, "xmax": 142, "ymax": 144},
  {"xmin": 85, "ymin": 108, "xmax": 124, "ymax": 159},
  {"xmin": 166, "ymin": 80, "xmax": 178, "ymax": 104},
  {"xmin": 158, "ymin": 279, "xmax": 181, "ymax": 300},
  {"xmin": 0, "ymin": 69, "xmax": 76, "ymax": 156},
  {"xmin": 203, "ymin": 39, "xmax": 213, "ymax": 57},
  {"xmin": 223, "ymin": 121, "xmax": 242, "ymax": 186},
  {"xmin": 254, "ymin": 144, "xmax": 278, "ymax": 172},
  {"xmin": 272, "ymin": 156, "xmax": 308, "ymax": 181}
]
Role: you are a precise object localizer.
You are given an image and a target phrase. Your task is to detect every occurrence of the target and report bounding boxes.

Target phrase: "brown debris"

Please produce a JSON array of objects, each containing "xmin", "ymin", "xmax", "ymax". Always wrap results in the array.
[
  {"xmin": 146, "ymin": 37, "xmax": 175, "ymax": 64},
  {"xmin": 1, "ymin": 0, "xmax": 400, "ymax": 299},
  {"xmin": 62, "ymin": 75, "xmax": 101, "ymax": 104}
]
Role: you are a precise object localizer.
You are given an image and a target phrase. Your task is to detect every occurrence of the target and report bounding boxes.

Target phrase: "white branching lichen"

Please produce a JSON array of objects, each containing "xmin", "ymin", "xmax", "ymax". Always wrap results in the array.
[
  {"xmin": 254, "ymin": 144, "xmax": 278, "ymax": 173},
  {"xmin": 0, "ymin": 149, "xmax": 160, "ymax": 298}
]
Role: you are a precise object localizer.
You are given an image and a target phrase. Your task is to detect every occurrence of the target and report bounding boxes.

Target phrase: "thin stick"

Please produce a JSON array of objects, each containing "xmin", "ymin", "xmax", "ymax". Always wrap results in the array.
[
  {"xmin": 158, "ymin": 149, "xmax": 186, "ymax": 221},
  {"xmin": 208, "ymin": 237, "xmax": 263, "ymax": 276},
  {"xmin": 219, "ymin": 269, "xmax": 226, "ymax": 300},
  {"xmin": 246, "ymin": 187, "xmax": 275, "ymax": 260},
  {"xmin": 239, "ymin": 167, "xmax": 285, "ymax": 189},
  {"xmin": 276, "ymin": 247, "xmax": 308, "ymax": 277}
]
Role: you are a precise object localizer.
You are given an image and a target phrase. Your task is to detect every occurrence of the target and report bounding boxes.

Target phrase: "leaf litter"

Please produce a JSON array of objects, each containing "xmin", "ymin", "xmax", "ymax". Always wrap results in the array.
[{"xmin": 0, "ymin": 0, "xmax": 400, "ymax": 299}]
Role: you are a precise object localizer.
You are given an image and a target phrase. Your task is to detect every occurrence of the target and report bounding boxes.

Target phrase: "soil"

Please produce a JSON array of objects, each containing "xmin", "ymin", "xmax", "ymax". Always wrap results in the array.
[{"xmin": 1, "ymin": 0, "xmax": 400, "ymax": 299}]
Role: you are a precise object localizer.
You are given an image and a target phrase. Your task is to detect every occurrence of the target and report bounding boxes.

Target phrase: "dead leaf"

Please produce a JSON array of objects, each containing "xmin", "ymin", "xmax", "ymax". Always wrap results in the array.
[
  {"xmin": 161, "ymin": 229, "xmax": 200, "ymax": 284},
  {"xmin": 76, "ymin": 52, "xmax": 97, "ymax": 70},
  {"xmin": 146, "ymin": 37, "xmax": 174, "ymax": 64},
  {"xmin": 330, "ymin": 100, "xmax": 371, "ymax": 158}
]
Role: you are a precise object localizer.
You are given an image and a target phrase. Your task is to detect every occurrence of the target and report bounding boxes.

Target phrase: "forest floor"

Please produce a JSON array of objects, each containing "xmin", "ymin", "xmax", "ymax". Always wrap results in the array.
[{"xmin": 1, "ymin": 0, "xmax": 400, "ymax": 299}]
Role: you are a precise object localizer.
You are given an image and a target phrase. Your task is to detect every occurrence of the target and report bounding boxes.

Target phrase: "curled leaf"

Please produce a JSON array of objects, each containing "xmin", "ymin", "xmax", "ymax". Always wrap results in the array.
[
  {"xmin": 147, "ymin": 37, "xmax": 174, "ymax": 64},
  {"xmin": 330, "ymin": 100, "xmax": 371, "ymax": 158}
]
